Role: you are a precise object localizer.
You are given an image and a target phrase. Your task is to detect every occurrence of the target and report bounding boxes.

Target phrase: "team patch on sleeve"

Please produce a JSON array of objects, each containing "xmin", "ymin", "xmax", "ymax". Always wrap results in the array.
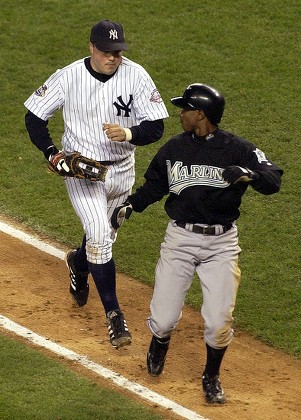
[
  {"xmin": 35, "ymin": 84, "xmax": 48, "ymax": 97},
  {"xmin": 253, "ymin": 148, "xmax": 270, "ymax": 164},
  {"xmin": 150, "ymin": 89, "xmax": 163, "ymax": 103}
]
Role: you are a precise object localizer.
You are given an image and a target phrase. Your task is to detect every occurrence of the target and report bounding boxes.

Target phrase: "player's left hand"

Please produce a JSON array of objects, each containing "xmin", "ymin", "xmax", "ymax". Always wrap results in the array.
[
  {"xmin": 49, "ymin": 151, "xmax": 71, "ymax": 174},
  {"xmin": 103, "ymin": 123, "xmax": 126, "ymax": 142},
  {"xmin": 111, "ymin": 202, "xmax": 133, "ymax": 230},
  {"xmin": 222, "ymin": 166, "xmax": 259, "ymax": 184}
]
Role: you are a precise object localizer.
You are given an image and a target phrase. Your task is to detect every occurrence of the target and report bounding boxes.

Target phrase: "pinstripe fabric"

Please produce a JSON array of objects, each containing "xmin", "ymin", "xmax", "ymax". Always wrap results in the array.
[
  {"xmin": 24, "ymin": 56, "xmax": 168, "ymax": 264},
  {"xmin": 64, "ymin": 155, "xmax": 135, "ymax": 264},
  {"xmin": 24, "ymin": 57, "xmax": 168, "ymax": 161}
]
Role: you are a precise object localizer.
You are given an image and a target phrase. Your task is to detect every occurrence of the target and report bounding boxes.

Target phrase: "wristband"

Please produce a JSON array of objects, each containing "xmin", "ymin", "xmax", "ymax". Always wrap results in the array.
[
  {"xmin": 44, "ymin": 145, "xmax": 59, "ymax": 160},
  {"xmin": 124, "ymin": 128, "xmax": 132, "ymax": 141}
]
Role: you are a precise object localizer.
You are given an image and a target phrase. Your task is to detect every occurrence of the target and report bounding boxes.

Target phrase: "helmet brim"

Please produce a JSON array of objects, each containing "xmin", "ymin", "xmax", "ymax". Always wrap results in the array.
[
  {"xmin": 171, "ymin": 97, "xmax": 195, "ymax": 109},
  {"xmin": 170, "ymin": 97, "xmax": 186, "ymax": 108}
]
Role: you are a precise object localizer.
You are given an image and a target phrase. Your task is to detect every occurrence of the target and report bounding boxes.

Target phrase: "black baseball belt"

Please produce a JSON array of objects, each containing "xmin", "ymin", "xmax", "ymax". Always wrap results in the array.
[
  {"xmin": 99, "ymin": 157, "xmax": 127, "ymax": 166},
  {"xmin": 175, "ymin": 221, "xmax": 233, "ymax": 236}
]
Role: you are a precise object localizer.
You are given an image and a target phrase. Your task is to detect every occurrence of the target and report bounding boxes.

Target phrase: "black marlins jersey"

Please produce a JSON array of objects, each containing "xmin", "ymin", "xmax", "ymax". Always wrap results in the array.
[{"xmin": 129, "ymin": 128, "xmax": 283, "ymax": 224}]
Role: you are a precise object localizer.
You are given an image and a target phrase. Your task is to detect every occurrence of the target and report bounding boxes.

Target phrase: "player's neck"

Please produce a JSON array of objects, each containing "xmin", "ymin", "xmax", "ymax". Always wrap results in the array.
[
  {"xmin": 194, "ymin": 121, "xmax": 217, "ymax": 138},
  {"xmin": 84, "ymin": 57, "xmax": 117, "ymax": 82}
]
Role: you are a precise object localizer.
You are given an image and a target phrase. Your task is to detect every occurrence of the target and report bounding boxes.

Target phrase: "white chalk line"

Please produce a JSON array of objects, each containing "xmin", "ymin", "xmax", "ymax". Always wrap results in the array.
[{"xmin": 0, "ymin": 221, "xmax": 209, "ymax": 420}]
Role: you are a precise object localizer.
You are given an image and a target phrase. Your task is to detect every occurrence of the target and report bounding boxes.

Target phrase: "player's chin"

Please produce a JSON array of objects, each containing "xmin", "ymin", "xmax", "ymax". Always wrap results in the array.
[
  {"xmin": 104, "ymin": 65, "xmax": 118, "ymax": 75},
  {"xmin": 181, "ymin": 121, "xmax": 189, "ymax": 131}
]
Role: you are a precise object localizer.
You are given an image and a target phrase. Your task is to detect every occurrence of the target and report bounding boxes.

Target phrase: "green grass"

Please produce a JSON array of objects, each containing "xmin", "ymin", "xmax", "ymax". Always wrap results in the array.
[
  {"xmin": 0, "ymin": 0, "xmax": 300, "ymax": 416},
  {"xmin": 0, "ymin": 334, "xmax": 162, "ymax": 420},
  {"xmin": 1, "ymin": 0, "xmax": 300, "ymax": 353}
]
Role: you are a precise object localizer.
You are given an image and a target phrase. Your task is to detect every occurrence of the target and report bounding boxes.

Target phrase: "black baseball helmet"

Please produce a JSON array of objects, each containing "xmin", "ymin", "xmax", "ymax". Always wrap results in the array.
[{"xmin": 171, "ymin": 83, "xmax": 225, "ymax": 124}]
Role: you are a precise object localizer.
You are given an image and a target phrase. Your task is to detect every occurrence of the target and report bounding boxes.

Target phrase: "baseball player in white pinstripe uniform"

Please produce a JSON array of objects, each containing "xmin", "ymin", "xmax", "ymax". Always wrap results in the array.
[{"xmin": 24, "ymin": 19, "xmax": 169, "ymax": 349}]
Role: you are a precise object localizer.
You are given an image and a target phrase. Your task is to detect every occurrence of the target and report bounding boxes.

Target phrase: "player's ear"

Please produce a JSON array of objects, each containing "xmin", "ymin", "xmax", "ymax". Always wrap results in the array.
[
  {"xmin": 89, "ymin": 42, "xmax": 94, "ymax": 54},
  {"xmin": 198, "ymin": 110, "xmax": 206, "ymax": 121}
]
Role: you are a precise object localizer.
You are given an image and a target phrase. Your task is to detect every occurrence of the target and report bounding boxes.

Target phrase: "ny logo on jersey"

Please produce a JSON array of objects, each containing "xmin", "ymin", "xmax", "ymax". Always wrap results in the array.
[
  {"xmin": 109, "ymin": 29, "xmax": 118, "ymax": 40},
  {"xmin": 113, "ymin": 95, "xmax": 133, "ymax": 117}
]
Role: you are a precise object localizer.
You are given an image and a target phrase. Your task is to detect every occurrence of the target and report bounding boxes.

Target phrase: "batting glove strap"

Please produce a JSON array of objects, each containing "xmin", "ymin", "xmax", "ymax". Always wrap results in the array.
[
  {"xmin": 222, "ymin": 166, "xmax": 259, "ymax": 184},
  {"xmin": 44, "ymin": 144, "xmax": 60, "ymax": 161}
]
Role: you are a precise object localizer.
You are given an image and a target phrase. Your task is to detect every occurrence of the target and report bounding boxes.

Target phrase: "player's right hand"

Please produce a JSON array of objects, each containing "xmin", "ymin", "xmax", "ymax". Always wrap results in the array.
[
  {"xmin": 103, "ymin": 123, "xmax": 127, "ymax": 142},
  {"xmin": 222, "ymin": 166, "xmax": 258, "ymax": 184},
  {"xmin": 111, "ymin": 202, "xmax": 133, "ymax": 230}
]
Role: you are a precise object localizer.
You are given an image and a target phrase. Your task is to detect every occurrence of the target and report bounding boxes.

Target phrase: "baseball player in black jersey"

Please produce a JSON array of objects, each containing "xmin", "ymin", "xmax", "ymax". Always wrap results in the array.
[
  {"xmin": 24, "ymin": 20, "xmax": 168, "ymax": 349},
  {"xmin": 112, "ymin": 83, "xmax": 283, "ymax": 403}
]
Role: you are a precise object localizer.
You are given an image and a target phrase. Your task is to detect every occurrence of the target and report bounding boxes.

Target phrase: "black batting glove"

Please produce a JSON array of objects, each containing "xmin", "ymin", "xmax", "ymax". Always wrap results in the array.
[
  {"xmin": 111, "ymin": 202, "xmax": 133, "ymax": 230},
  {"xmin": 44, "ymin": 144, "xmax": 59, "ymax": 161},
  {"xmin": 223, "ymin": 166, "xmax": 259, "ymax": 184}
]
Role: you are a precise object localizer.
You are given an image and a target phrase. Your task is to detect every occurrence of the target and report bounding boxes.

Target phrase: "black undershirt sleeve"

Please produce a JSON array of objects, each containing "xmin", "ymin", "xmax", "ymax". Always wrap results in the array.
[
  {"xmin": 129, "ymin": 119, "xmax": 164, "ymax": 146},
  {"xmin": 24, "ymin": 111, "xmax": 59, "ymax": 159}
]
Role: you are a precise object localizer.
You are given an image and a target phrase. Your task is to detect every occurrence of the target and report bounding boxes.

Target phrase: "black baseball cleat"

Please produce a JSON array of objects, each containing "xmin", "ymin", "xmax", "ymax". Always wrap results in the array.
[
  {"xmin": 147, "ymin": 335, "xmax": 170, "ymax": 376},
  {"xmin": 65, "ymin": 249, "xmax": 89, "ymax": 307},
  {"xmin": 106, "ymin": 309, "xmax": 132, "ymax": 349},
  {"xmin": 202, "ymin": 372, "xmax": 226, "ymax": 404}
]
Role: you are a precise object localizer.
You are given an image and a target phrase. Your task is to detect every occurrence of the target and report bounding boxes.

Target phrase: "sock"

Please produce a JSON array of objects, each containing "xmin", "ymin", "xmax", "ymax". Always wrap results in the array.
[
  {"xmin": 88, "ymin": 258, "xmax": 119, "ymax": 314},
  {"xmin": 204, "ymin": 343, "xmax": 227, "ymax": 377}
]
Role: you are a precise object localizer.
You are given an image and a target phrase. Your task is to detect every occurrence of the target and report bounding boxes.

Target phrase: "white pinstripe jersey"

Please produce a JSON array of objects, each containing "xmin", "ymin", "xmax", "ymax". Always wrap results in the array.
[{"xmin": 24, "ymin": 57, "xmax": 169, "ymax": 161}]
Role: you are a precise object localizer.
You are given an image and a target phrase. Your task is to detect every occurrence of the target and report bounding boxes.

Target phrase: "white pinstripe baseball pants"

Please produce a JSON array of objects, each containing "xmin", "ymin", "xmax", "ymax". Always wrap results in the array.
[{"xmin": 64, "ymin": 155, "xmax": 135, "ymax": 264}]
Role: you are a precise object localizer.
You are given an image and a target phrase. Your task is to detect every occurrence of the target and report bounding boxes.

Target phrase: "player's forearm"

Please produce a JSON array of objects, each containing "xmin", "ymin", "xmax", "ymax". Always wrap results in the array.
[
  {"xmin": 251, "ymin": 170, "xmax": 283, "ymax": 195},
  {"xmin": 129, "ymin": 119, "xmax": 164, "ymax": 146},
  {"xmin": 25, "ymin": 111, "xmax": 58, "ymax": 158},
  {"xmin": 128, "ymin": 182, "xmax": 167, "ymax": 212}
]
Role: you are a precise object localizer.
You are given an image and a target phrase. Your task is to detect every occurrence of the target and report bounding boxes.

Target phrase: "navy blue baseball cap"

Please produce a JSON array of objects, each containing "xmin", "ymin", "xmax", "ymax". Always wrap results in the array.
[{"xmin": 90, "ymin": 20, "xmax": 129, "ymax": 51}]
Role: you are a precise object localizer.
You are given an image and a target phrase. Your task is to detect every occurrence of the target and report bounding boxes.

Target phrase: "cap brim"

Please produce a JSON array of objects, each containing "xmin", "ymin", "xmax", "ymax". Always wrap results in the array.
[{"xmin": 94, "ymin": 42, "xmax": 129, "ymax": 51}]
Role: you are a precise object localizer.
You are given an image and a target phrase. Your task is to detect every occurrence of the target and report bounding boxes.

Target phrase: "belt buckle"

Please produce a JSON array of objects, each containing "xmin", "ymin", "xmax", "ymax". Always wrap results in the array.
[
  {"xmin": 193, "ymin": 224, "xmax": 212, "ymax": 235},
  {"xmin": 203, "ymin": 226, "xmax": 215, "ymax": 235},
  {"xmin": 190, "ymin": 224, "xmax": 203, "ymax": 234}
]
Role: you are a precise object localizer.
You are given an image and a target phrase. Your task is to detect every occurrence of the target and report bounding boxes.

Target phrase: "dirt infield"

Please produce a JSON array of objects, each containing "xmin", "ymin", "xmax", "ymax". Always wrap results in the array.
[{"xmin": 0, "ymin": 217, "xmax": 300, "ymax": 420}]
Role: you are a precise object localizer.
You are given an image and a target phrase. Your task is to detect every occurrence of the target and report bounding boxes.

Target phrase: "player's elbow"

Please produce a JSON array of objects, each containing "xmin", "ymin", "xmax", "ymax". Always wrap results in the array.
[{"xmin": 252, "ymin": 172, "xmax": 282, "ymax": 195}]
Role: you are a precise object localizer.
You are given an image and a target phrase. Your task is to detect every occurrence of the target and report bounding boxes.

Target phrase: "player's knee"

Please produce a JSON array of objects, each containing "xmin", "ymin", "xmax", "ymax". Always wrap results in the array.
[
  {"xmin": 147, "ymin": 316, "xmax": 178, "ymax": 338},
  {"xmin": 205, "ymin": 321, "xmax": 234, "ymax": 348},
  {"xmin": 86, "ymin": 241, "xmax": 112, "ymax": 264},
  {"xmin": 216, "ymin": 326, "xmax": 234, "ymax": 347}
]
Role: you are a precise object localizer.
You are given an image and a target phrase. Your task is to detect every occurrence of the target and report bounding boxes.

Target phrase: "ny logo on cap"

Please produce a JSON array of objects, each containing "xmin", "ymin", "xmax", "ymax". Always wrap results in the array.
[{"xmin": 109, "ymin": 29, "xmax": 118, "ymax": 40}]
